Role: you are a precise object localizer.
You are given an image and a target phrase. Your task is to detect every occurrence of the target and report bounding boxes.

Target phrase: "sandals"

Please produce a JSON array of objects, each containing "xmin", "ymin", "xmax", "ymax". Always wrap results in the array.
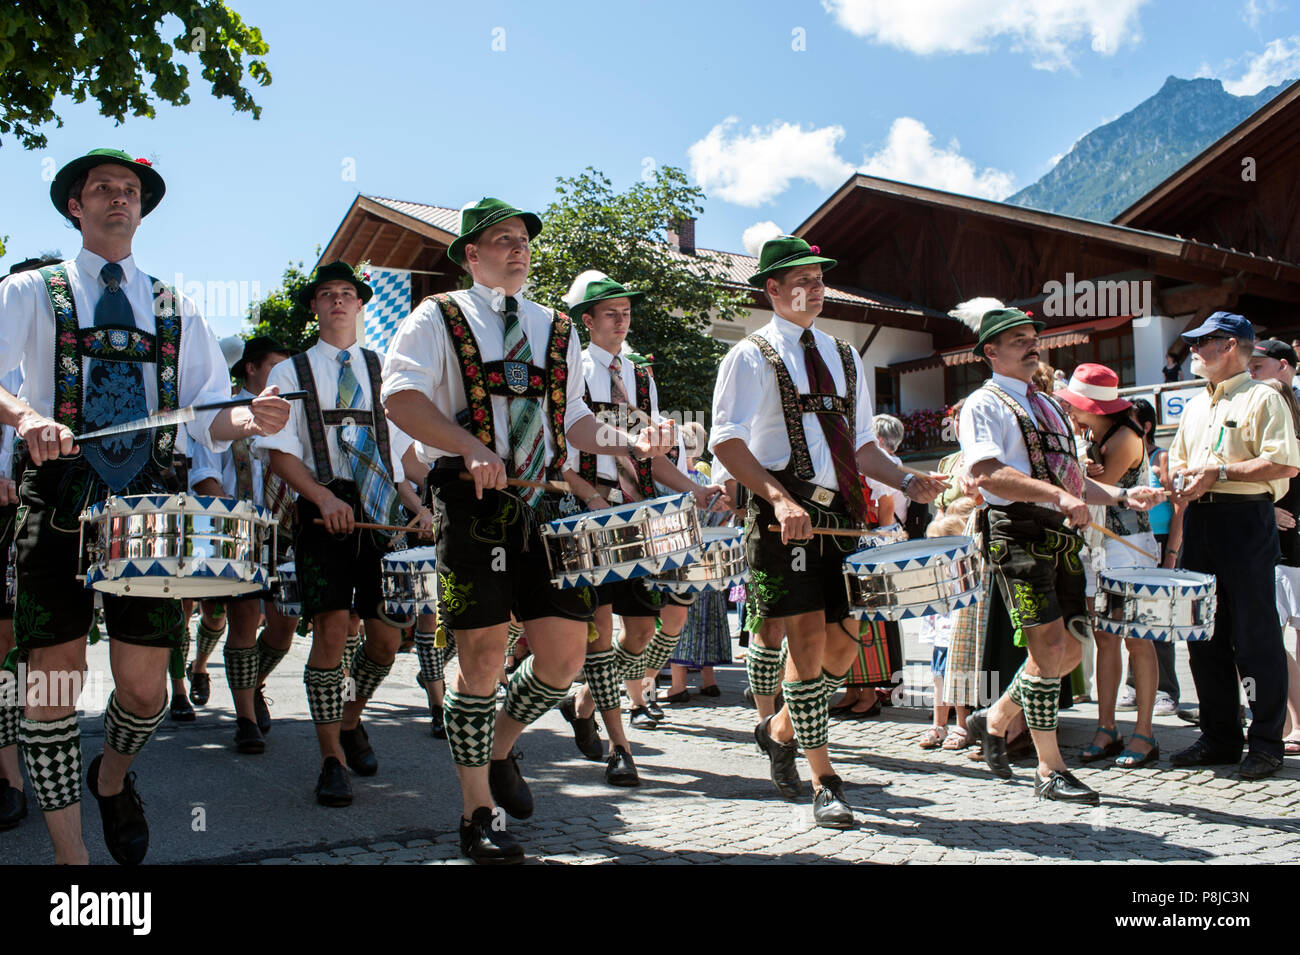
[
  {"xmin": 1285, "ymin": 735, "xmax": 1300, "ymax": 756},
  {"xmin": 942, "ymin": 726, "xmax": 971, "ymax": 750},
  {"xmin": 918, "ymin": 727, "xmax": 947, "ymax": 749},
  {"xmin": 1114, "ymin": 733, "xmax": 1160, "ymax": 769},
  {"xmin": 1079, "ymin": 726, "xmax": 1124, "ymax": 764}
]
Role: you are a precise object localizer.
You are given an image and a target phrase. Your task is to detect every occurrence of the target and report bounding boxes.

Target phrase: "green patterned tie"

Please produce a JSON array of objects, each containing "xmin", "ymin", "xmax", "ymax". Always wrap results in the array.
[{"xmin": 502, "ymin": 296, "xmax": 544, "ymax": 505}]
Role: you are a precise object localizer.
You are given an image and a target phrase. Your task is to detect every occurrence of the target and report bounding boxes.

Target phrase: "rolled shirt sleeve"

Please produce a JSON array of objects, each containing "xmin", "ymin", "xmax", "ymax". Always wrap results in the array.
[
  {"xmin": 252, "ymin": 359, "xmax": 306, "ymax": 461},
  {"xmin": 187, "ymin": 435, "xmax": 226, "ymax": 490},
  {"xmin": 708, "ymin": 343, "xmax": 759, "ymax": 450},
  {"xmin": 562, "ymin": 325, "xmax": 593, "ymax": 432},
  {"xmin": 381, "ymin": 298, "xmax": 443, "ymax": 404},
  {"xmin": 1254, "ymin": 389, "xmax": 1300, "ymax": 468},
  {"xmin": 958, "ymin": 393, "xmax": 1009, "ymax": 468},
  {"xmin": 852, "ymin": 349, "xmax": 876, "ymax": 451}
]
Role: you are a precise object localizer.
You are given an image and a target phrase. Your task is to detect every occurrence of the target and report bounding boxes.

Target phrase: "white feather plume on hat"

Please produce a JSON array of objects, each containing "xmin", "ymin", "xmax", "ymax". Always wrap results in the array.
[
  {"xmin": 948, "ymin": 297, "xmax": 1005, "ymax": 333},
  {"xmin": 219, "ymin": 335, "xmax": 245, "ymax": 369},
  {"xmin": 563, "ymin": 270, "xmax": 610, "ymax": 309}
]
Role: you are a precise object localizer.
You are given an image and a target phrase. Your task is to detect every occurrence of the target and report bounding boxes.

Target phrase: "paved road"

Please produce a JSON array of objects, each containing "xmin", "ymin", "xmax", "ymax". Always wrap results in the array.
[{"xmin": 7, "ymin": 623, "xmax": 1300, "ymax": 865}]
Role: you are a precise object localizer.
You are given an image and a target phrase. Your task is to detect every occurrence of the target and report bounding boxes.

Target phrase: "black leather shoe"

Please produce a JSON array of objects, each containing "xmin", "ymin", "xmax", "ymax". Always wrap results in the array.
[
  {"xmin": 663, "ymin": 689, "xmax": 690, "ymax": 704},
  {"xmin": 489, "ymin": 749, "xmax": 534, "ymax": 819},
  {"xmin": 967, "ymin": 709, "xmax": 1012, "ymax": 778},
  {"xmin": 234, "ymin": 717, "xmax": 265, "ymax": 754},
  {"xmin": 253, "ymin": 686, "xmax": 272, "ymax": 735},
  {"xmin": 755, "ymin": 715, "xmax": 802, "ymax": 799},
  {"xmin": 339, "ymin": 722, "xmax": 378, "ymax": 776},
  {"xmin": 630, "ymin": 706, "xmax": 659, "ymax": 730},
  {"xmin": 186, "ymin": 664, "xmax": 210, "ymax": 706},
  {"xmin": 699, "ymin": 684, "xmax": 721, "ymax": 698},
  {"xmin": 561, "ymin": 695, "xmax": 603, "ymax": 761},
  {"xmin": 315, "ymin": 756, "xmax": 352, "ymax": 807},
  {"xmin": 813, "ymin": 774, "xmax": 854, "ymax": 829},
  {"xmin": 1035, "ymin": 769, "xmax": 1100, "ymax": 805},
  {"xmin": 1237, "ymin": 751, "xmax": 1283, "ymax": 780},
  {"xmin": 605, "ymin": 745, "xmax": 640, "ymax": 787},
  {"xmin": 459, "ymin": 806, "xmax": 525, "ymax": 864},
  {"xmin": 169, "ymin": 692, "xmax": 195, "ymax": 723},
  {"xmin": 645, "ymin": 698, "xmax": 665, "ymax": 721},
  {"xmin": 87, "ymin": 756, "xmax": 149, "ymax": 865},
  {"xmin": 0, "ymin": 779, "xmax": 28, "ymax": 830},
  {"xmin": 1170, "ymin": 738, "xmax": 1241, "ymax": 768},
  {"xmin": 429, "ymin": 706, "xmax": 447, "ymax": 740}
]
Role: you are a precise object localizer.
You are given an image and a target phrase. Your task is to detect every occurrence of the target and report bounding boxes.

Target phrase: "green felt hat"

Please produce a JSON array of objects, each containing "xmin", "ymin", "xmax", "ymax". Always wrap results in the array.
[
  {"xmin": 298, "ymin": 260, "xmax": 373, "ymax": 308},
  {"xmin": 971, "ymin": 307, "xmax": 1045, "ymax": 358},
  {"xmin": 447, "ymin": 197, "xmax": 542, "ymax": 266},
  {"xmin": 564, "ymin": 270, "xmax": 645, "ymax": 320},
  {"xmin": 50, "ymin": 148, "xmax": 166, "ymax": 221},
  {"xmin": 747, "ymin": 235, "xmax": 836, "ymax": 287}
]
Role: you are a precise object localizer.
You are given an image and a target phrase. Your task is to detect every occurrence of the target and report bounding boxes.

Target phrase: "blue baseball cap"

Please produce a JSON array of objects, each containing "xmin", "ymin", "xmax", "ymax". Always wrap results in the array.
[{"xmin": 1181, "ymin": 311, "xmax": 1255, "ymax": 343}]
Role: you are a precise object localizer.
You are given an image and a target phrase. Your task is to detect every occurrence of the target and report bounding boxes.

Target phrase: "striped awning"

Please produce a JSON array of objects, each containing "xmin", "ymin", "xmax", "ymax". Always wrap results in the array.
[{"xmin": 890, "ymin": 314, "xmax": 1132, "ymax": 374}]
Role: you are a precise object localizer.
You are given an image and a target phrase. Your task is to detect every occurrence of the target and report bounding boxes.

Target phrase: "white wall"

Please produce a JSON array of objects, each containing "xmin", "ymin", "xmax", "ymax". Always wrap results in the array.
[
  {"xmin": 861, "ymin": 325, "xmax": 939, "ymax": 411},
  {"xmin": 1132, "ymin": 313, "xmax": 1187, "ymax": 386}
]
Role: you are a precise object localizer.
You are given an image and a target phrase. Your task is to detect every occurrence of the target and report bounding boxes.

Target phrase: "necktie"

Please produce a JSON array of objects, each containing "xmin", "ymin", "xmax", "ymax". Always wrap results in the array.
[
  {"xmin": 502, "ymin": 296, "xmax": 544, "ymax": 506},
  {"xmin": 336, "ymin": 350, "xmax": 401, "ymax": 527},
  {"xmin": 1027, "ymin": 384, "xmax": 1086, "ymax": 498},
  {"xmin": 82, "ymin": 262, "xmax": 150, "ymax": 491},
  {"xmin": 799, "ymin": 329, "xmax": 868, "ymax": 525},
  {"xmin": 606, "ymin": 355, "xmax": 644, "ymax": 502}
]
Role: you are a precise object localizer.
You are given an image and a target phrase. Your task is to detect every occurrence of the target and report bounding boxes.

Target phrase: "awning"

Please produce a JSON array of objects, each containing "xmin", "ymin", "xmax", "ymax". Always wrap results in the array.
[{"xmin": 889, "ymin": 314, "xmax": 1133, "ymax": 374}]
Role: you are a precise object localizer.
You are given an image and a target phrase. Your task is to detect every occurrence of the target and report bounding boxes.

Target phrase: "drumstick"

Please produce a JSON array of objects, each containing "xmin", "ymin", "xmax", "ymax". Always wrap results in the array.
[
  {"xmin": 405, "ymin": 505, "xmax": 431, "ymax": 529},
  {"xmin": 1088, "ymin": 522, "xmax": 1159, "ymax": 562},
  {"xmin": 312, "ymin": 518, "xmax": 417, "ymax": 534},
  {"xmin": 764, "ymin": 524, "xmax": 893, "ymax": 538},
  {"xmin": 456, "ymin": 472, "xmax": 572, "ymax": 494}
]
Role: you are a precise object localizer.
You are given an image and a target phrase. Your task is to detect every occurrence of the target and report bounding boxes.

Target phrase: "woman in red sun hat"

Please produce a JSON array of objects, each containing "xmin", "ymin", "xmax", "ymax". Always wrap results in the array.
[{"xmin": 1055, "ymin": 363, "xmax": 1161, "ymax": 769}]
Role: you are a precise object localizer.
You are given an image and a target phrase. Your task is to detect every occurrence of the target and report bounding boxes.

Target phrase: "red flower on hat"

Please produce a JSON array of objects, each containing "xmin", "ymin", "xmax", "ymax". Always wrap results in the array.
[
  {"xmin": 1025, "ymin": 309, "xmax": 1034, "ymax": 317},
  {"xmin": 809, "ymin": 245, "xmax": 820, "ymax": 254},
  {"xmin": 134, "ymin": 157, "xmax": 153, "ymax": 166}
]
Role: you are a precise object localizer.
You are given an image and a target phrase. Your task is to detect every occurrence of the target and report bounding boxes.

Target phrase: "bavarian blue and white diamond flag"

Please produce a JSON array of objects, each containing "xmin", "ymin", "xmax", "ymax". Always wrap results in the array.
[{"xmin": 361, "ymin": 268, "xmax": 411, "ymax": 357}]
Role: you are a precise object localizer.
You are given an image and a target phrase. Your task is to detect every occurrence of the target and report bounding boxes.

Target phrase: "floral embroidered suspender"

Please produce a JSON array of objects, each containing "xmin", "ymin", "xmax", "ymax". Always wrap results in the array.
[
  {"xmin": 982, "ymin": 381, "xmax": 1073, "ymax": 490},
  {"xmin": 745, "ymin": 333, "xmax": 856, "ymax": 481},
  {"xmin": 291, "ymin": 349, "xmax": 395, "ymax": 484},
  {"xmin": 577, "ymin": 359, "xmax": 655, "ymax": 497},
  {"xmin": 432, "ymin": 293, "xmax": 571, "ymax": 471},
  {"xmin": 40, "ymin": 263, "xmax": 182, "ymax": 470}
]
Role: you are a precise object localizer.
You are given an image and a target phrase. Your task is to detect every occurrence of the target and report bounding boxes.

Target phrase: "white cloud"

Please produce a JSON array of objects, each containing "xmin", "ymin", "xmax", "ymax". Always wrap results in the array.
[
  {"xmin": 1221, "ymin": 36, "xmax": 1300, "ymax": 94},
  {"xmin": 822, "ymin": 0, "xmax": 1148, "ymax": 71},
  {"xmin": 859, "ymin": 117, "xmax": 1016, "ymax": 200},
  {"xmin": 687, "ymin": 117, "xmax": 855, "ymax": 207},
  {"xmin": 1243, "ymin": 0, "xmax": 1280, "ymax": 30},
  {"xmin": 742, "ymin": 221, "xmax": 785, "ymax": 256}
]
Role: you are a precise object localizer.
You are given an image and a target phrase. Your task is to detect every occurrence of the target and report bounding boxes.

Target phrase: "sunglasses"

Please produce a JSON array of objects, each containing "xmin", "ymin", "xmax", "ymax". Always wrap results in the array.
[{"xmin": 1185, "ymin": 334, "xmax": 1234, "ymax": 348}]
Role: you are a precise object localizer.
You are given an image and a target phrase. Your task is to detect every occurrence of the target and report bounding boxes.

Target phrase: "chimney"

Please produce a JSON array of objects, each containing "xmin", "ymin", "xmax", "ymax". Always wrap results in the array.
[{"xmin": 668, "ymin": 216, "xmax": 696, "ymax": 255}]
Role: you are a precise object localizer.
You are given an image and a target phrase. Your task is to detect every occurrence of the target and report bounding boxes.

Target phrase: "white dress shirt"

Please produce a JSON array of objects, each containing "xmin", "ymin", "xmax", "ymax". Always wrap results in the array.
[
  {"xmin": 256, "ymin": 339, "xmax": 410, "ymax": 485},
  {"xmin": 580, "ymin": 341, "xmax": 662, "ymax": 483},
  {"xmin": 190, "ymin": 388, "xmax": 262, "ymax": 498},
  {"xmin": 709, "ymin": 313, "xmax": 875, "ymax": 491},
  {"xmin": 958, "ymin": 372, "xmax": 1073, "ymax": 507},
  {"xmin": 0, "ymin": 249, "xmax": 233, "ymax": 454},
  {"xmin": 0, "ymin": 368, "xmax": 21, "ymax": 480},
  {"xmin": 380, "ymin": 283, "xmax": 593, "ymax": 466}
]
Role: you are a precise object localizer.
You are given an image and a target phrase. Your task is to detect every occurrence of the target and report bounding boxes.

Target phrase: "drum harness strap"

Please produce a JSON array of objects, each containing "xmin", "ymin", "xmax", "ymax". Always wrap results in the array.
[
  {"xmin": 291, "ymin": 348, "xmax": 396, "ymax": 486},
  {"xmin": 578, "ymin": 357, "xmax": 656, "ymax": 499}
]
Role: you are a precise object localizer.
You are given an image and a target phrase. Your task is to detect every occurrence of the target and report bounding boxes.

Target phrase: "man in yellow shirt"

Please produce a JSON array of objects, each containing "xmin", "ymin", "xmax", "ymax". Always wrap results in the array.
[{"xmin": 1169, "ymin": 311, "xmax": 1300, "ymax": 780}]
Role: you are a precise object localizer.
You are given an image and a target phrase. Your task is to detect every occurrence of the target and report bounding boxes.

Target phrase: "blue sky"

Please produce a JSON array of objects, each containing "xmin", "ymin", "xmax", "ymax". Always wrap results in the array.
[{"xmin": 3, "ymin": 0, "xmax": 1298, "ymax": 337}]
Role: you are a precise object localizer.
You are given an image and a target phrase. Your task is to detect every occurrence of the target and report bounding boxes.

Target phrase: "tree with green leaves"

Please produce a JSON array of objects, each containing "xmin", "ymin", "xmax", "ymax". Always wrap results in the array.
[
  {"xmin": 528, "ymin": 165, "xmax": 746, "ymax": 419},
  {"xmin": 2, "ymin": 1, "xmax": 270, "ymax": 150},
  {"xmin": 245, "ymin": 256, "xmax": 318, "ymax": 355}
]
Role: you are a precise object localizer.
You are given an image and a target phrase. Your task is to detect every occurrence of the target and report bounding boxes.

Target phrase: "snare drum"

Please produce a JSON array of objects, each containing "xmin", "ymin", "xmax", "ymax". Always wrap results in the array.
[
  {"xmin": 541, "ymin": 493, "xmax": 702, "ymax": 589},
  {"xmin": 381, "ymin": 546, "xmax": 439, "ymax": 617},
  {"xmin": 843, "ymin": 536, "xmax": 981, "ymax": 621},
  {"xmin": 647, "ymin": 526, "xmax": 746, "ymax": 594},
  {"xmin": 273, "ymin": 561, "xmax": 300, "ymax": 618},
  {"xmin": 80, "ymin": 493, "xmax": 274, "ymax": 598},
  {"xmin": 1092, "ymin": 568, "xmax": 1216, "ymax": 642}
]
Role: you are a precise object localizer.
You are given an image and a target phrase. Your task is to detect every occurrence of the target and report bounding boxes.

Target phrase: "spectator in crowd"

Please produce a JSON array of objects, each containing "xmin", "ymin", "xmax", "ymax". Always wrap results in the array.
[
  {"xmin": 1163, "ymin": 351, "xmax": 1183, "ymax": 383},
  {"xmin": 917, "ymin": 513, "xmax": 973, "ymax": 750}
]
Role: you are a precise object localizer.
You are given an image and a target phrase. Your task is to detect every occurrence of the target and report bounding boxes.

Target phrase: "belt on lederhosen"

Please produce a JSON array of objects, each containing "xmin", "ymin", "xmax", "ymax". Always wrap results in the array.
[{"xmin": 771, "ymin": 468, "xmax": 848, "ymax": 511}]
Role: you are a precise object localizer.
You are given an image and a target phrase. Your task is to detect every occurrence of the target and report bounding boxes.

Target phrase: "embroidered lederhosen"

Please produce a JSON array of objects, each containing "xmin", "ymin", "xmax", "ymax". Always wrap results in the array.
[
  {"xmin": 742, "ymin": 333, "xmax": 861, "ymax": 625},
  {"xmin": 577, "ymin": 358, "xmax": 655, "ymax": 499},
  {"xmin": 979, "ymin": 381, "xmax": 1086, "ymax": 638}
]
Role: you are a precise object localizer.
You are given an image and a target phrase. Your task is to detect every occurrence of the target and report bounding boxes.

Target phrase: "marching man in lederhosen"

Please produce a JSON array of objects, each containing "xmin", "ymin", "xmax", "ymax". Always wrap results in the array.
[
  {"xmin": 558, "ymin": 271, "xmax": 728, "ymax": 788},
  {"xmin": 258, "ymin": 261, "xmax": 415, "ymax": 808},
  {"xmin": 0, "ymin": 149, "xmax": 291, "ymax": 864},
  {"xmin": 959, "ymin": 306, "xmax": 1164, "ymax": 804},
  {"xmin": 711, "ymin": 235, "xmax": 946, "ymax": 828},
  {"xmin": 188, "ymin": 336, "xmax": 297, "ymax": 755},
  {"xmin": 382, "ymin": 199, "xmax": 675, "ymax": 864}
]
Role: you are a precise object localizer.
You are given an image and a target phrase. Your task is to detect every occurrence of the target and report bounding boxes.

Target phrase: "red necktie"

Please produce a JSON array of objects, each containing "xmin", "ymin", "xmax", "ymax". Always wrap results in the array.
[{"xmin": 800, "ymin": 329, "xmax": 868, "ymax": 525}]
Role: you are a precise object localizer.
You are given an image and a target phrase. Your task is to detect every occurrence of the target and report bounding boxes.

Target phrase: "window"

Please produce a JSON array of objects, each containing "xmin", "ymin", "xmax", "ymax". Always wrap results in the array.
[
  {"xmin": 944, "ymin": 360, "xmax": 989, "ymax": 406},
  {"xmin": 875, "ymin": 368, "xmax": 899, "ymax": 415}
]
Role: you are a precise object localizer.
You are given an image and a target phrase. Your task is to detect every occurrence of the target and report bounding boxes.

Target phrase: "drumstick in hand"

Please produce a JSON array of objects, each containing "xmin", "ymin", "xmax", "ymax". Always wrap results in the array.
[
  {"xmin": 313, "ymin": 518, "xmax": 417, "ymax": 534},
  {"xmin": 764, "ymin": 524, "xmax": 896, "ymax": 538},
  {"xmin": 1088, "ymin": 522, "xmax": 1159, "ymax": 562},
  {"xmin": 456, "ymin": 472, "xmax": 572, "ymax": 495}
]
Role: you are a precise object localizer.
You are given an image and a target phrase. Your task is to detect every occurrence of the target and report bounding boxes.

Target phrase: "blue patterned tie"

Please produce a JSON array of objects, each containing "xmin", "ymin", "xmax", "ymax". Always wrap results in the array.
[
  {"xmin": 82, "ymin": 262, "xmax": 150, "ymax": 491},
  {"xmin": 336, "ymin": 350, "xmax": 401, "ymax": 528}
]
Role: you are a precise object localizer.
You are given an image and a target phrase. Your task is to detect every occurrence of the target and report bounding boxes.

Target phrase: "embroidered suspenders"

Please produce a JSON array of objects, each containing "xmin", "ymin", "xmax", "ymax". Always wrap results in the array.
[
  {"xmin": 431, "ymin": 292, "xmax": 572, "ymax": 471},
  {"xmin": 746, "ymin": 333, "xmax": 857, "ymax": 481},
  {"xmin": 40, "ymin": 263, "xmax": 182, "ymax": 470},
  {"xmin": 982, "ymin": 381, "xmax": 1075, "ymax": 490},
  {"xmin": 577, "ymin": 359, "xmax": 656, "ymax": 497},
  {"xmin": 291, "ymin": 348, "xmax": 395, "ymax": 484}
]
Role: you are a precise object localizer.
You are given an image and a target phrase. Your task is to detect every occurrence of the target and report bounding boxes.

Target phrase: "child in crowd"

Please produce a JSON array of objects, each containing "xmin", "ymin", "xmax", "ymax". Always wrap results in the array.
[{"xmin": 917, "ymin": 513, "xmax": 973, "ymax": 750}]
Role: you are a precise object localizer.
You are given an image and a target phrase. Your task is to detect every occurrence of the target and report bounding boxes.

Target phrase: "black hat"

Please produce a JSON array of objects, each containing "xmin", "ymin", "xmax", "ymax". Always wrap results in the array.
[
  {"xmin": 1253, "ymin": 338, "xmax": 1297, "ymax": 365},
  {"xmin": 298, "ymin": 261, "xmax": 373, "ymax": 309},
  {"xmin": 233, "ymin": 336, "xmax": 291, "ymax": 374}
]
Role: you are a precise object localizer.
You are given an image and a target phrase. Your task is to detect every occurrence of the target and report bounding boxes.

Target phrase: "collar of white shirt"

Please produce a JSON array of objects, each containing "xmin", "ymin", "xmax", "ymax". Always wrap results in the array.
[
  {"xmin": 313, "ymin": 338, "xmax": 359, "ymax": 366},
  {"xmin": 76, "ymin": 247, "xmax": 139, "ymax": 289},
  {"xmin": 467, "ymin": 282, "xmax": 524, "ymax": 315},
  {"xmin": 768, "ymin": 312, "xmax": 818, "ymax": 346},
  {"xmin": 588, "ymin": 341, "xmax": 621, "ymax": 370},
  {"xmin": 991, "ymin": 372, "xmax": 1030, "ymax": 396}
]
